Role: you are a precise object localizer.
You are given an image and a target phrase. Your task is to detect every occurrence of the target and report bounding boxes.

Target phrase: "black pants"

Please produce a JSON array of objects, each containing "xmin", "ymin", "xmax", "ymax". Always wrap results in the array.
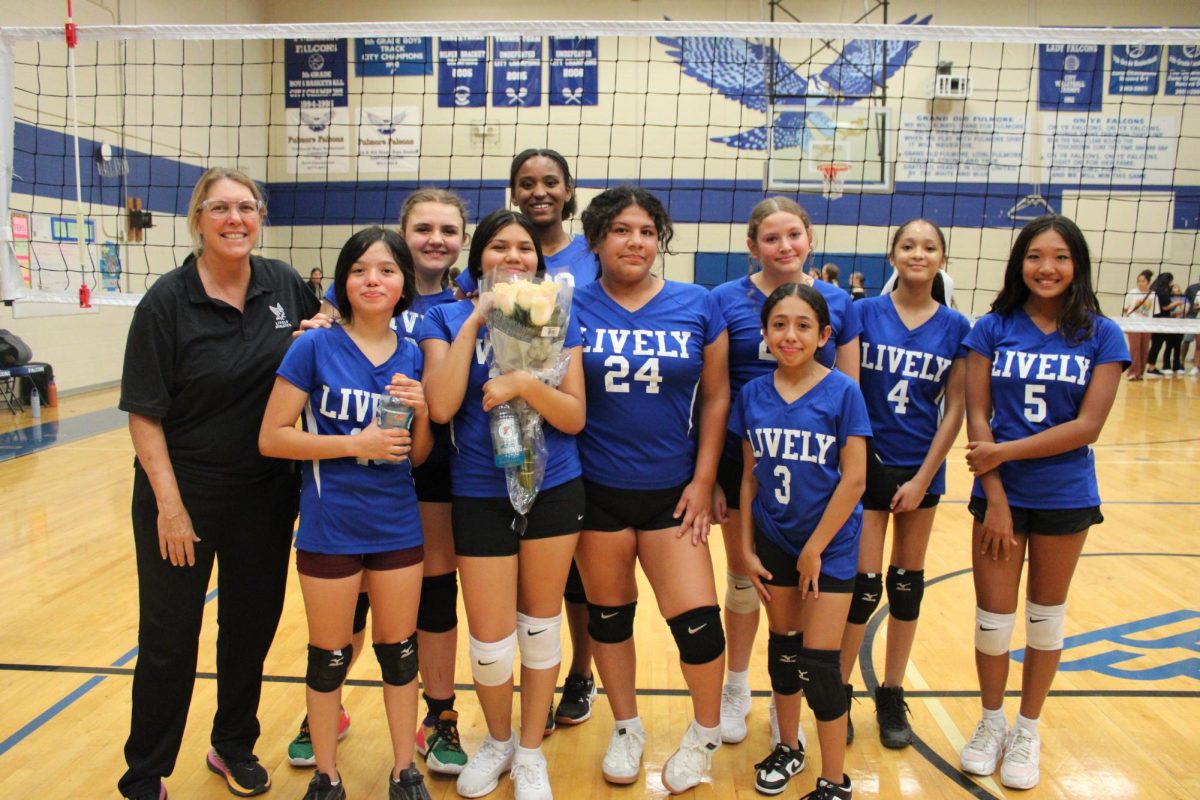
[
  {"xmin": 118, "ymin": 466, "xmax": 298, "ymax": 798},
  {"xmin": 1162, "ymin": 333, "xmax": 1184, "ymax": 371}
]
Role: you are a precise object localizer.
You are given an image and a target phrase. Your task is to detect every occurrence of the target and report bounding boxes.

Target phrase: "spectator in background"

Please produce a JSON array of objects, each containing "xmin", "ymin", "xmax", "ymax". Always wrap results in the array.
[
  {"xmin": 1145, "ymin": 272, "xmax": 1175, "ymax": 378},
  {"xmin": 307, "ymin": 268, "xmax": 324, "ymax": 298},
  {"xmin": 1162, "ymin": 283, "xmax": 1187, "ymax": 375},
  {"xmin": 822, "ymin": 263, "xmax": 841, "ymax": 289},
  {"xmin": 849, "ymin": 271, "xmax": 867, "ymax": 302},
  {"xmin": 1185, "ymin": 282, "xmax": 1199, "ymax": 376},
  {"xmin": 1121, "ymin": 269, "xmax": 1157, "ymax": 381}
]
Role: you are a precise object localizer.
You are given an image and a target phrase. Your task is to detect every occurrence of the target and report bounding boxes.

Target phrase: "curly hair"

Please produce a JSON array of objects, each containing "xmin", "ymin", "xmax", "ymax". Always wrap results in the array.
[{"xmin": 579, "ymin": 185, "xmax": 674, "ymax": 256}]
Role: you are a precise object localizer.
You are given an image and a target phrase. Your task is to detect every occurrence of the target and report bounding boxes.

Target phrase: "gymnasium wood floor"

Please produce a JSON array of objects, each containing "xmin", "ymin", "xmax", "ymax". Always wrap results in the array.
[{"xmin": 1, "ymin": 379, "xmax": 1197, "ymax": 799}]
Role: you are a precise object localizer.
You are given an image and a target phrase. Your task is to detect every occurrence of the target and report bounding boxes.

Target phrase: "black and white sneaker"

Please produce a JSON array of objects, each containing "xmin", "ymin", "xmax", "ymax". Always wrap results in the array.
[
  {"xmin": 754, "ymin": 742, "xmax": 805, "ymax": 795},
  {"xmin": 874, "ymin": 685, "xmax": 913, "ymax": 749},
  {"xmin": 800, "ymin": 774, "xmax": 853, "ymax": 800},
  {"xmin": 844, "ymin": 683, "xmax": 855, "ymax": 745},
  {"xmin": 554, "ymin": 673, "xmax": 597, "ymax": 725}
]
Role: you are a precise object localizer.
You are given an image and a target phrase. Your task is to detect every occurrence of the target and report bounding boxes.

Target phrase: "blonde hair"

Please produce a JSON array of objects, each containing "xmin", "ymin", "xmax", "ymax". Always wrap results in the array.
[
  {"xmin": 746, "ymin": 196, "xmax": 814, "ymax": 274},
  {"xmin": 187, "ymin": 167, "xmax": 265, "ymax": 255},
  {"xmin": 399, "ymin": 188, "xmax": 469, "ymax": 233}
]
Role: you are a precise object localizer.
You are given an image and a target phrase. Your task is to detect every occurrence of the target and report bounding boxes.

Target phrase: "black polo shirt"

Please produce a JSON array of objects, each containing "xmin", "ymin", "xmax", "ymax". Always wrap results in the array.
[{"xmin": 120, "ymin": 254, "xmax": 320, "ymax": 485}]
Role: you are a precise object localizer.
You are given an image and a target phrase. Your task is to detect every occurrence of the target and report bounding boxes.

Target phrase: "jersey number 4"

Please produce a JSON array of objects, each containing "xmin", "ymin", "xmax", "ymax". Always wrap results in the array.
[
  {"xmin": 604, "ymin": 355, "xmax": 663, "ymax": 394},
  {"xmin": 888, "ymin": 379, "xmax": 911, "ymax": 414}
]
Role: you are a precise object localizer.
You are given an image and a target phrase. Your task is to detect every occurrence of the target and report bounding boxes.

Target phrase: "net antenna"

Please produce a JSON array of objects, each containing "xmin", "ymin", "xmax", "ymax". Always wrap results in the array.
[{"xmin": 64, "ymin": 0, "xmax": 91, "ymax": 307}]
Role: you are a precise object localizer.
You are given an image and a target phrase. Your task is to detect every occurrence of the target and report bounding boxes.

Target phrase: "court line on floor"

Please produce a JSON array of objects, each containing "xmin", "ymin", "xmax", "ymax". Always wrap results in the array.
[{"xmin": 0, "ymin": 406, "xmax": 127, "ymax": 462}]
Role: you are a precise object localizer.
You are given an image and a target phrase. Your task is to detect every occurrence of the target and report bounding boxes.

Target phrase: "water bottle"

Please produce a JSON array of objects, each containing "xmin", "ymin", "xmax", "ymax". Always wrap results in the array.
[
  {"xmin": 29, "ymin": 386, "xmax": 41, "ymax": 420},
  {"xmin": 372, "ymin": 394, "xmax": 415, "ymax": 466},
  {"xmin": 489, "ymin": 403, "xmax": 525, "ymax": 468}
]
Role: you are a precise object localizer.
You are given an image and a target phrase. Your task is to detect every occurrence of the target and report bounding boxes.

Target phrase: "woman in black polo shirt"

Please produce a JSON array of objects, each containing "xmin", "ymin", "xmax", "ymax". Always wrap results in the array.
[{"xmin": 117, "ymin": 167, "xmax": 321, "ymax": 800}]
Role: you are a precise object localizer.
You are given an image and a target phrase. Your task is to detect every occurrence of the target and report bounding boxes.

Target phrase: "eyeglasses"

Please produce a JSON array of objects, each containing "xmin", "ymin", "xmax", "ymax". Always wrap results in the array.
[{"xmin": 200, "ymin": 199, "xmax": 264, "ymax": 219}]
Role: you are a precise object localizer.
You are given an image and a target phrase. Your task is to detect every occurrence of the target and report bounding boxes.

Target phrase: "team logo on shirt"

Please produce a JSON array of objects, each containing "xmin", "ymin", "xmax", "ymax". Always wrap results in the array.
[
  {"xmin": 747, "ymin": 427, "xmax": 836, "ymax": 465},
  {"xmin": 269, "ymin": 303, "xmax": 291, "ymax": 329}
]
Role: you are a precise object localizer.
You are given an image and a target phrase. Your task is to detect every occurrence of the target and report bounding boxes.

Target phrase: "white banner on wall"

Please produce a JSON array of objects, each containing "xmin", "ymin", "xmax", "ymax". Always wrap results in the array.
[
  {"xmin": 1042, "ymin": 115, "xmax": 1178, "ymax": 184},
  {"xmin": 357, "ymin": 106, "xmax": 421, "ymax": 174},
  {"xmin": 285, "ymin": 107, "xmax": 351, "ymax": 174},
  {"xmin": 897, "ymin": 113, "xmax": 1026, "ymax": 183}
]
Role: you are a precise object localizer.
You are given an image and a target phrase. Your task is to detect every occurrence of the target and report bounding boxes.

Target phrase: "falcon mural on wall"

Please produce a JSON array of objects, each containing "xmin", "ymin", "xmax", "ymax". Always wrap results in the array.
[{"xmin": 657, "ymin": 14, "xmax": 931, "ymax": 150}]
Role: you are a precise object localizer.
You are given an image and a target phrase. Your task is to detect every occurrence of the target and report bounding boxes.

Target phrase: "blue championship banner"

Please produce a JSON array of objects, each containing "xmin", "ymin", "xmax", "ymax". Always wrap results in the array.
[
  {"xmin": 1039, "ymin": 44, "xmax": 1104, "ymax": 111},
  {"xmin": 438, "ymin": 37, "xmax": 487, "ymax": 108},
  {"xmin": 1109, "ymin": 44, "xmax": 1161, "ymax": 96},
  {"xmin": 285, "ymin": 39, "xmax": 348, "ymax": 108},
  {"xmin": 493, "ymin": 37, "xmax": 542, "ymax": 107},
  {"xmin": 1166, "ymin": 45, "xmax": 1200, "ymax": 96},
  {"xmin": 549, "ymin": 37, "xmax": 598, "ymax": 106},
  {"xmin": 356, "ymin": 37, "xmax": 432, "ymax": 77}
]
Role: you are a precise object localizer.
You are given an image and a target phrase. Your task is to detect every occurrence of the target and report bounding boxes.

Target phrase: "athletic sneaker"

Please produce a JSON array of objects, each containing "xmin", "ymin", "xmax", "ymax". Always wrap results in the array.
[
  {"xmin": 205, "ymin": 749, "xmax": 270, "ymax": 797},
  {"xmin": 768, "ymin": 695, "xmax": 808, "ymax": 751},
  {"xmin": 1189, "ymin": 366, "xmax": 1200, "ymax": 376},
  {"xmin": 510, "ymin": 748, "xmax": 553, "ymax": 800},
  {"xmin": 661, "ymin": 722, "xmax": 720, "ymax": 795},
  {"xmin": 601, "ymin": 724, "xmax": 646, "ymax": 785},
  {"xmin": 288, "ymin": 708, "xmax": 352, "ymax": 767},
  {"xmin": 960, "ymin": 718, "xmax": 1007, "ymax": 776},
  {"xmin": 754, "ymin": 742, "xmax": 805, "ymax": 795},
  {"xmin": 302, "ymin": 772, "xmax": 345, "ymax": 800},
  {"xmin": 1145, "ymin": 368, "xmax": 1163, "ymax": 379},
  {"xmin": 389, "ymin": 765, "xmax": 432, "ymax": 800},
  {"xmin": 125, "ymin": 781, "xmax": 168, "ymax": 800},
  {"xmin": 456, "ymin": 732, "xmax": 515, "ymax": 798},
  {"xmin": 416, "ymin": 709, "xmax": 468, "ymax": 775},
  {"xmin": 799, "ymin": 774, "xmax": 853, "ymax": 800},
  {"xmin": 874, "ymin": 685, "xmax": 913, "ymax": 749},
  {"xmin": 543, "ymin": 704, "xmax": 556, "ymax": 737},
  {"xmin": 844, "ymin": 684, "xmax": 855, "ymax": 745},
  {"xmin": 554, "ymin": 673, "xmax": 597, "ymax": 725},
  {"xmin": 999, "ymin": 727, "xmax": 1040, "ymax": 790},
  {"xmin": 720, "ymin": 683, "xmax": 752, "ymax": 743}
]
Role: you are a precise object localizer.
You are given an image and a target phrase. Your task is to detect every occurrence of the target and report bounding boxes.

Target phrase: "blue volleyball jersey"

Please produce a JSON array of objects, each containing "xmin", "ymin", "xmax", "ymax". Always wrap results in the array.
[
  {"xmin": 575, "ymin": 280, "xmax": 726, "ymax": 490},
  {"xmin": 964, "ymin": 311, "xmax": 1130, "ymax": 509},
  {"xmin": 729, "ymin": 370, "xmax": 872, "ymax": 579},
  {"xmin": 321, "ymin": 284, "xmax": 455, "ymax": 344},
  {"xmin": 455, "ymin": 233, "xmax": 599, "ymax": 295},
  {"xmin": 858, "ymin": 295, "xmax": 972, "ymax": 495},
  {"xmin": 420, "ymin": 299, "xmax": 583, "ymax": 498},
  {"xmin": 277, "ymin": 325, "xmax": 425, "ymax": 554}
]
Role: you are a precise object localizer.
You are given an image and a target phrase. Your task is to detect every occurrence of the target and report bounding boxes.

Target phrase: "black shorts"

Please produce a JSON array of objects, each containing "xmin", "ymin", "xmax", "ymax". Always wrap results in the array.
[
  {"xmin": 413, "ymin": 458, "xmax": 452, "ymax": 504},
  {"xmin": 582, "ymin": 479, "xmax": 686, "ymax": 532},
  {"xmin": 296, "ymin": 545, "xmax": 424, "ymax": 579},
  {"xmin": 967, "ymin": 497, "xmax": 1102, "ymax": 536},
  {"xmin": 862, "ymin": 443, "xmax": 939, "ymax": 511},
  {"xmin": 716, "ymin": 455, "xmax": 744, "ymax": 511},
  {"xmin": 452, "ymin": 477, "xmax": 585, "ymax": 557},
  {"xmin": 754, "ymin": 528, "xmax": 856, "ymax": 592}
]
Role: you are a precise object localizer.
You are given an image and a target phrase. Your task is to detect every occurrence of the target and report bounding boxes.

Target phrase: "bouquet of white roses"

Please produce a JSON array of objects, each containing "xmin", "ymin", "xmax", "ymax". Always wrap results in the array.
[{"xmin": 481, "ymin": 273, "xmax": 574, "ymax": 518}]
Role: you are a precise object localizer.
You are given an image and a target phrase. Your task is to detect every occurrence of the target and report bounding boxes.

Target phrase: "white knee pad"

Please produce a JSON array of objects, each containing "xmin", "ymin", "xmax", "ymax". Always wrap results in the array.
[
  {"xmin": 974, "ymin": 608, "xmax": 1016, "ymax": 656},
  {"xmin": 469, "ymin": 631, "xmax": 517, "ymax": 687},
  {"xmin": 516, "ymin": 612, "xmax": 562, "ymax": 670},
  {"xmin": 1025, "ymin": 601, "xmax": 1066, "ymax": 651},
  {"xmin": 725, "ymin": 571, "xmax": 760, "ymax": 614}
]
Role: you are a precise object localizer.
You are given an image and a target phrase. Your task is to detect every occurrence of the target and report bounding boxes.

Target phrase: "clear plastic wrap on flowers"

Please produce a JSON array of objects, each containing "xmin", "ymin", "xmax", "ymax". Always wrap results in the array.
[{"xmin": 480, "ymin": 273, "xmax": 574, "ymax": 519}]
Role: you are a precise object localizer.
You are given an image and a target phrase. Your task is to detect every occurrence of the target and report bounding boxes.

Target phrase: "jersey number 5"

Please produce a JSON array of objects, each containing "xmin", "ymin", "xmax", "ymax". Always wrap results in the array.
[
  {"xmin": 604, "ymin": 355, "xmax": 663, "ymax": 394},
  {"xmin": 1023, "ymin": 384, "xmax": 1046, "ymax": 422}
]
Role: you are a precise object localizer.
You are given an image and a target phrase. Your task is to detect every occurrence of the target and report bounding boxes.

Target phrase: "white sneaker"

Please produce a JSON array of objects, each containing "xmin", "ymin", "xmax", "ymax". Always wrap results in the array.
[
  {"xmin": 960, "ymin": 718, "xmax": 1007, "ymax": 776},
  {"xmin": 720, "ymin": 683, "xmax": 752, "ymax": 743},
  {"xmin": 1000, "ymin": 727, "xmax": 1040, "ymax": 790},
  {"xmin": 1188, "ymin": 366, "xmax": 1200, "ymax": 377},
  {"xmin": 601, "ymin": 724, "xmax": 646, "ymax": 785},
  {"xmin": 456, "ymin": 732, "xmax": 515, "ymax": 798},
  {"xmin": 661, "ymin": 722, "xmax": 720, "ymax": 795},
  {"xmin": 510, "ymin": 748, "xmax": 552, "ymax": 800},
  {"xmin": 767, "ymin": 695, "xmax": 808, "ymax": 750}
]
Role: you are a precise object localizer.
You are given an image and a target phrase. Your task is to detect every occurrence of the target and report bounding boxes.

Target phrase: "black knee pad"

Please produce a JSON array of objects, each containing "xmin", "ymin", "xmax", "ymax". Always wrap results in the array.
[
  {"xmin": 353, "ymin": 591, "xmax": 371, "ymax": 634},
  {"xmin": 417, "ymin": 572, "xmax": 458, "ymax": 633},
  {"xmin": 767, "ymin": 631, "xmax": 804, "ymax": 696},
  {"xmin": 306, "ymin": 643, "xmax": 353, "ymax": 693},
  {"xmin": 587, "ymin": 601, "xmax": 636, "ymax": 644},
  {"xmin": 886, "ymin": 567, "xmax": 925, "ymax": 622},
  {"xmin": 666, "ymin": 605, "xmax": 725, "ymax": 666},
  {"xmin": 374, "ymin": 636, "xmax": 419, "ymax": 686},
  {"xmin": 846, "ymin": 572, "xmax": 883, "ymax": 625},
  {"xmin": 564, "ymin": 560, "xmax": 588, "ymax": 605},
  {"xmin": 797, "ymin": 648, "xmax": 846, "ymax": 722}
]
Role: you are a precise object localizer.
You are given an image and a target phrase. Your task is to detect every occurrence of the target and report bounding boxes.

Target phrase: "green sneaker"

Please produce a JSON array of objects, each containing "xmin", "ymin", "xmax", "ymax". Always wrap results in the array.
[
  {"xmin": 287, "ymin": 709, "xmax": 351, "ymax": 767},
  {"xmin": 416, "ymin": 710, "xmax": 468, "ymax": 775}
]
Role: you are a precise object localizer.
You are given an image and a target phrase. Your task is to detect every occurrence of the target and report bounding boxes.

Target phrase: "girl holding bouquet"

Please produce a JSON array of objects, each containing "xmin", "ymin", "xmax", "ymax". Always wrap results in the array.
[
  {"xmin": 259, "ymin": 226, "xmax": 434, "ymax": 800},
  {"xmin": 421, "ymin": 209, "xmax": 586, "ymax": 800},
  {"xmin": 572, "ymin": 186, "xmax": 730, "ymax": 794}
]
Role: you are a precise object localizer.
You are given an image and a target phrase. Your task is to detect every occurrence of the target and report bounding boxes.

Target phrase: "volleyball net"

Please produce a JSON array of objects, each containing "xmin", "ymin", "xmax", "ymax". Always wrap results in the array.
[{"xmin": 1, "ymin": 18, "xmax": 1199, "ymax": 328}]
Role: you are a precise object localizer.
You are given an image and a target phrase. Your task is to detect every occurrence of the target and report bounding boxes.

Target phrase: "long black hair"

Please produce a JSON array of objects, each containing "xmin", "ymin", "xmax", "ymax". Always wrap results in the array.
[
  {"xmin": 510, "ymin": 148, "xmax": 577, "ymax": 219},
  {"xmin": 333, "ymin": 226, "xmax": 414, "ymax": 324},
  {"xmin": 991, "ymin": 215, "xmax": 1102, "ymax": 345},
  {"xmin": 466, "ymin": 209, "xmax": 546, "ymax": 282}
]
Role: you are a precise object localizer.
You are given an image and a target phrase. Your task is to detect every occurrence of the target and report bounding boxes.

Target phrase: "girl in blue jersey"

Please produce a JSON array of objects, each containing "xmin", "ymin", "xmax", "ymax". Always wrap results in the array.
[
  {"xmin": 958, "ymin": 215, "xmax": 1128, "ymax": 791},
  {"xmin": 421, "ymin": 209, "xmax": 586, "ymax": 800},
  {"xmin": 571, "ymin": 186, "xmax": 730, "ymax": 793},
  {"xmin": 260, "ymin": 226, "xmax": 434, "ymax": 800},
  {"xmin": 732, "ymin": 283, "xmax": 869, "ymax": 800},
  {"xmin": 836, "ymin": 220, "xmax": 971, "ymax": 748},
  {"xmin": 710, "ymin": 197, "xmax": 861, "ymax": 747}
]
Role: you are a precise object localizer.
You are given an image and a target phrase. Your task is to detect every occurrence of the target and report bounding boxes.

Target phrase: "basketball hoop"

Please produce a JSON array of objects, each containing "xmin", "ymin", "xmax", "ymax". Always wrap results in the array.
[{"xmin": 818, "ymin": 163, "xmax": 851, "ymax": 200}]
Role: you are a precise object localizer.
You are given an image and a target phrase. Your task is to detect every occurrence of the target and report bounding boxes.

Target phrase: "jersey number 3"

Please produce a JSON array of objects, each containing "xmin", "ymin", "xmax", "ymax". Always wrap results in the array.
[{"xmin": 604, "ymin": 355, "xmax": 663, "ymax": 394}]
